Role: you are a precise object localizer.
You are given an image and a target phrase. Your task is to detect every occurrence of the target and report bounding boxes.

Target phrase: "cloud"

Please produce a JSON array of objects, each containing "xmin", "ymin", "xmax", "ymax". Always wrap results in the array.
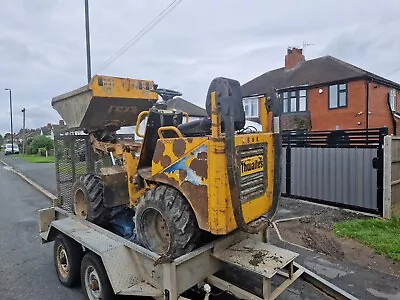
[{"xmin": 0, "ymin": 0, "xmax": 400, "ymax": 134}]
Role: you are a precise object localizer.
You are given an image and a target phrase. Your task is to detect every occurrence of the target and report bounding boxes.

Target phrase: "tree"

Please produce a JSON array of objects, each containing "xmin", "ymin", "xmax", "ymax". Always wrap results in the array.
[
  {"xmin": 0, "ymin": 134, "xmax": 3, "ymax": 146},
  {"xmin": 30, "ymin": 135, "xmax": 53, "ymax": 154}
]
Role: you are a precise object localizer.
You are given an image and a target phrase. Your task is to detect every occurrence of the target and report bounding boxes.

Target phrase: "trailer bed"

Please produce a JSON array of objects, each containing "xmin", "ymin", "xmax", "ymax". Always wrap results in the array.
[{"xmin": 39, "ymin": 207, "xmax": 358, "ymax": 300}]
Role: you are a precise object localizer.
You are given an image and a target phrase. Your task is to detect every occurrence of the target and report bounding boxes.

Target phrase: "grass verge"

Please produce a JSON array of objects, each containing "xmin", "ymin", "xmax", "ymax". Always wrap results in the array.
[
  {"xmin": 334, "ymin": 218, "xmax": 400, "ymax": 261},
  {"xmin": 17, "ymin": 154, "xmax": 55, "ymax": 163}
]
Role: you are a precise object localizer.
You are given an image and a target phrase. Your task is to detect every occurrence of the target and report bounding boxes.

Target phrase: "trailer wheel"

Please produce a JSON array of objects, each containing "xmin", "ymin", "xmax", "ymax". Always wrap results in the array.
[
  {"xmin": 72, "ymin": 174, "xmax": 109, "ymax": 227},
  {"xmin": 135, "ymin": 185, "xmax": 199, "ymax": 258},
  {"xmin": 81, "ymin": 252, "xmax": 114, "ymax": 300},
  {"xmin": 54, "ymin": 234, "xmax": 82, "ymax": 287}
]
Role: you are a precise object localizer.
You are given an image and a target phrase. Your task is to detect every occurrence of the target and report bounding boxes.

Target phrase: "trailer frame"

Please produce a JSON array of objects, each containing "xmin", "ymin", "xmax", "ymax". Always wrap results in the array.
[{"xmin": 39, "ymin": 206, "xmax": 358, "ymax": 300}]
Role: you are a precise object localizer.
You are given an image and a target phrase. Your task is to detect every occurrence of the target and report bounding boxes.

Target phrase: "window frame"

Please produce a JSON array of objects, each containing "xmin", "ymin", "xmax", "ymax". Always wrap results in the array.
[
  {"xmin": 328, "ymin": 83, "xmax": 348, "ymax": 110},
  {"xmin": 243, "ymin": 97, "xmax": 259, "ymax": 118},
  {"xmin": 280, "ymin": 89, "xmax": 308, "ymax": 114}
]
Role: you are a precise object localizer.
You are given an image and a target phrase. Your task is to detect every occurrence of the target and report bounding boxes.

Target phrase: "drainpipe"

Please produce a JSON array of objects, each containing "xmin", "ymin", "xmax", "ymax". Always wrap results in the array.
[
  {"xmin": 387, "ymin": 92, "xmax": 397, "ymax": 135},
  {"xmin": 365, "ymin": 80, "xmax": 370, "ymax": 130},
  {"xmin": 365, "ymin": 80, "xmax": 370, "ymax": 143}
]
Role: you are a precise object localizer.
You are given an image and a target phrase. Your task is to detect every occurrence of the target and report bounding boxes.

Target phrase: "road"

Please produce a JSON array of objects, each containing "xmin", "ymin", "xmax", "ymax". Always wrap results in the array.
[{"xmin": 0, "ymin": 164, "xmax": 83, "ymax": 300}]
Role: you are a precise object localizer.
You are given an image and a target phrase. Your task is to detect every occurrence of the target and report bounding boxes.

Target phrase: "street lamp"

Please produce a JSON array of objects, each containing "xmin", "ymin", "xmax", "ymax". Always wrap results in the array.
[
  {"xmin": 5, "ymin": 88, "xmax": 13, "ymax": 154},
  {"xmin": 84, "ymin": 0, "xmax": 92, "ymax": 83}
]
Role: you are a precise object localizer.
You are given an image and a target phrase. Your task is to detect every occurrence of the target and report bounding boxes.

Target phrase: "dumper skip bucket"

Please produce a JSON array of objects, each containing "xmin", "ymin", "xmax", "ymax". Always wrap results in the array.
[{"xmin": 52, "ymin": 75, "xmax": 158, "ymax": 131}]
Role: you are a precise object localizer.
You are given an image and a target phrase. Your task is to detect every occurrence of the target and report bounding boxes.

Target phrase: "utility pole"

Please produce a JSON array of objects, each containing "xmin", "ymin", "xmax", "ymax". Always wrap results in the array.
[
  {"xmin": 5, "ymin": 88, "xmax": 13, "ymax": 154},
  {"xmin": 21, "ymin": 108, "xmax": 26, "ymax": 154},
  {"xmin": 84, "ymin": 0, "xmax": 92, "ymax": 83}
]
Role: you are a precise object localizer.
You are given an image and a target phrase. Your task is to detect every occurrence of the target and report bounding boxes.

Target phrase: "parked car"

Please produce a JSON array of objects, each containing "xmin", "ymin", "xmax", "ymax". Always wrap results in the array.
[{"xmin": 4, "ymin": 143, "xmax": 19, "ymax": 155}]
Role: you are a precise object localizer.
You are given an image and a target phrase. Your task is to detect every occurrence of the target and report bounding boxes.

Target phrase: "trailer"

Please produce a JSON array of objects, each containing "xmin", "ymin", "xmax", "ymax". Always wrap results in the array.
[{"xmin": 39, "ymin": 203, "xmax": 358, "ymax": 299}]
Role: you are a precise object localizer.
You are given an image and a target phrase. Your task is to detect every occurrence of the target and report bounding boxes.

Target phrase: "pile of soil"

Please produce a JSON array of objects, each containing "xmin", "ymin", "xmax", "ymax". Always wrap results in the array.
[{"xmin": 276, "ymin": 208, "xmax": 400, "ymax": 277}]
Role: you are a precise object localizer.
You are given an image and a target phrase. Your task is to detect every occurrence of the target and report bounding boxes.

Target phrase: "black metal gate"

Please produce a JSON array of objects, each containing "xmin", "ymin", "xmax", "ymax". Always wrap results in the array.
[{"xmin": 281, "ymin": 128, "xmax": 388, "ymax": 215}]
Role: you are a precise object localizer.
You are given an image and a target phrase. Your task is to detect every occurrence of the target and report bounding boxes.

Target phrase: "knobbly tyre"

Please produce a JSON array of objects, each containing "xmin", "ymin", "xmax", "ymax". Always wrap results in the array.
[{"xmin": 39, "ymin": 75, "xmax": 358, "ymax": 300}]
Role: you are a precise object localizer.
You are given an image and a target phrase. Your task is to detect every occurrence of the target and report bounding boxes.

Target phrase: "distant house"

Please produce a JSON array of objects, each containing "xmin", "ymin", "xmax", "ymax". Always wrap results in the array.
[
  {"xmin": 38, "ymin": 120, "xmax": 68, "ymax": 140},
  {"xmin": 40, "ymin": 124, "xmax": 52, "ymax": 138},
  {"xmin": 166, "ymin": 97, "xmax": 208, "ymax": 120},
  {"xmin": 241, "ymin": 47, "xmax": 400, "ymax": 134}
]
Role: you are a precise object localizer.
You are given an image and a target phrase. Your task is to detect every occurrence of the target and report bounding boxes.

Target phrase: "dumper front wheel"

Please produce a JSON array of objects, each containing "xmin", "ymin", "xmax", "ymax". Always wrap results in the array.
[
  {"xmin": 72, "ymin": 174, "xmax": 109, "ymax": 227},
  {"xmin": 135, "ymin": 185, "xmax": 199, "ymax": 258}
]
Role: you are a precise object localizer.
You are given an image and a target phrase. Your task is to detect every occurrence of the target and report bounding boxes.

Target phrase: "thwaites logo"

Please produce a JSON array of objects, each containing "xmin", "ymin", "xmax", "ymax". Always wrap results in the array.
[{"xmin": 240, "ymin": 155, "xmax": 264, "ymax": 176}]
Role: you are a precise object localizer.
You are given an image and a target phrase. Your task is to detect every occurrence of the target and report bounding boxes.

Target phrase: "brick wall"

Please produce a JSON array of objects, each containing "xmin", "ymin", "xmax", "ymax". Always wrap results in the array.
[
  {"xmin": 298, "ymin": 80, "xmax": 398, "ymax": 134},
  {"xmin": 368, "ymin": 82, "xmax": 395, "ymax": 133},
  {"xmin": 308, "ymin": 80, "xmax": 366, "ymax": 131}
]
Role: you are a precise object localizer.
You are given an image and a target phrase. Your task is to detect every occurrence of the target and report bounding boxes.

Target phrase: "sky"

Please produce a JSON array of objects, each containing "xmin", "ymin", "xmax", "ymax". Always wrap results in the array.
[{"xmin": 1, "ymin": 0, "xmax": 400, "ymax": 135}]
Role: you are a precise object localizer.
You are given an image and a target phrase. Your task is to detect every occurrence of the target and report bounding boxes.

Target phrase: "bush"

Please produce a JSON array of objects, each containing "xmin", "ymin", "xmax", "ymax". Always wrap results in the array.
[{"xmin": 30, "ymin": 136, "xmax": 53, "ymax": 154}]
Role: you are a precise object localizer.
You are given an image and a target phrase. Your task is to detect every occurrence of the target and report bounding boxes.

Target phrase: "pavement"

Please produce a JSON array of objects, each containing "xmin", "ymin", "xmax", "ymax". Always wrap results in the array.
[{"xmin": 1, "ymin": 152, "xmax": 399, "ymax": 299}]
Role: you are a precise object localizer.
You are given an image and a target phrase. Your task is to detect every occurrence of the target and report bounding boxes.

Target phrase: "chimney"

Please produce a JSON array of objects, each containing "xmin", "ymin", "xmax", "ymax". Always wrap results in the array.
[
  {"xmin": 285, "ymin": 47, "xmax": 305, "ymax": 69},
  {"xmin": 47, "ymin": 123, "xmax": 52, "ymax": 129},
  {"xmin": 59, "ymin": 120, "xmax": 65, "ymax": 126}
]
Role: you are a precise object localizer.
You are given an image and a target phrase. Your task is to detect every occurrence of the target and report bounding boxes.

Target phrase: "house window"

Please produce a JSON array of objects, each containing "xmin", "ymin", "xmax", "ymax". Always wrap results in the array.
[
  {"xmin": 390, "ymin": 89, "xmax": 397, "ymax": 111},
  {"xmin": 329, "ymin": 83, "xmax": 347, "ymax": 109},
  {"xmin": 243, "ymin": 97, "xmax": 259, "ymax": 118},
  {"xmin": 280, "ymin": 89, "xmax": 307, "ymax": 113}
]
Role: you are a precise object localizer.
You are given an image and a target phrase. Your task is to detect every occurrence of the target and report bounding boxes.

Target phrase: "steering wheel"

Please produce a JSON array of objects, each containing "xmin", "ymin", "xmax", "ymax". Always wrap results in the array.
[{"xmin": 151, "ymin": 88, "xmax": 182, "ymax": 102}]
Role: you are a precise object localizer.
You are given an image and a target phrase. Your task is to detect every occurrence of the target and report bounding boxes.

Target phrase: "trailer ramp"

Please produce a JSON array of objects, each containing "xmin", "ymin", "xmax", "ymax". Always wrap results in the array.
[
  {"xmin": 209, "ymin": 238, "xmax": 358, "ymax": 300},
  {"xmin": 210, "ymin": 239, "xmax": 302, "ymax": 300}
]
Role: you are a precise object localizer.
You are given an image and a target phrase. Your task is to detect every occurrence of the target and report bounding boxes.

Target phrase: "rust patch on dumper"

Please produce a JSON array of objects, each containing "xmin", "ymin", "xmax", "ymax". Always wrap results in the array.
[
  {"xmin": 182, "ymin": 181, "xmax": 208, "ymax": 229},
  {"xmin": 173, "ymin": 139, "xmax": 186, "ymax": 157},
  {"xmin": 189, "ymin": 157, "xmax": 208, "ymax": 179},
  {"xmin": 153, "ymin": 142, "xmax": 165, "ymax": 164},
  {"xmin": 160, "ymin": 155, "xmax": 172, "ymax": 168},
  {"xmin": 179, "ymin": 170, "xmax": 187, "ymax": 181},
  {"xmin": 197, "ymin": 151, "xmax": 207, "ymax": 160}
]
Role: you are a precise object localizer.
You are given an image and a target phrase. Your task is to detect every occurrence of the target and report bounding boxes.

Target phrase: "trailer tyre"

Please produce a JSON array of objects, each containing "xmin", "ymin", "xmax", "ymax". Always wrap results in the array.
[
  {"xmin": 81, "ymin": 252, "xmax": 115, "ymax": 300},
  {"xmin": 72, "ymin": 174, "xmax": 109, "ymax": 227},
  {"xmin": 54, "ymin": 234, "xmax": 83, "ymax": 287},
  {"xmin": 135, "ymin": 185, "xmax": 199, "ymax": 258}
]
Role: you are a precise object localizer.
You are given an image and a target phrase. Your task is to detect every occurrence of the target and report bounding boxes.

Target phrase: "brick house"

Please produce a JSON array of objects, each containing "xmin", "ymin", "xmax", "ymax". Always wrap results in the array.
[{"xmin": 241, "ymin": 47, "xmax": 400, "ymax": 134}]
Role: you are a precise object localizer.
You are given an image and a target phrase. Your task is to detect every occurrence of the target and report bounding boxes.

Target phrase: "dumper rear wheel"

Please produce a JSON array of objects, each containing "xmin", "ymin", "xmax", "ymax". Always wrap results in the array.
[
  {"xmin": 135, "ymin": 185, "xmax": 199, "ymax": 258},
  {"xmin": 72, "ymin": 174, "xmax": 109, "ymax": 227}
]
